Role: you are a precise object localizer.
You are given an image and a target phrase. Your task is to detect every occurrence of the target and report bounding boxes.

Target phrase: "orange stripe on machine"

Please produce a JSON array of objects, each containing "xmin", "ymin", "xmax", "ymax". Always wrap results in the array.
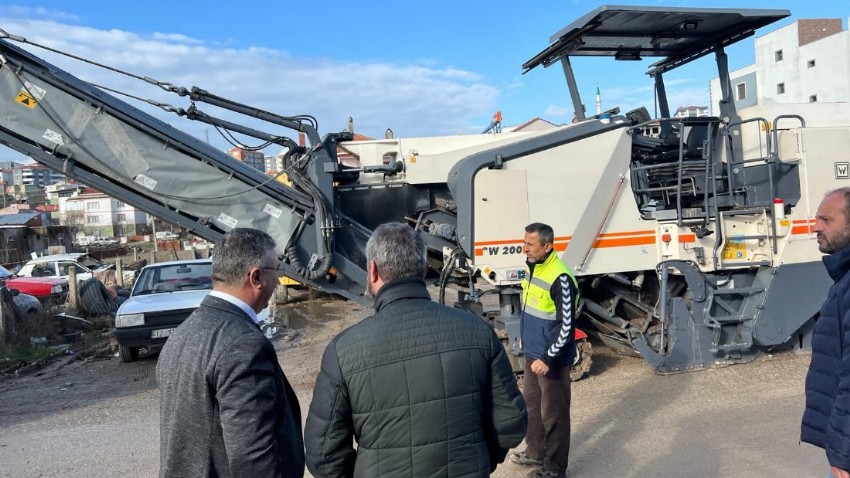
[
  {"xmin": 473, "ymin": 219, "xmax": 819, "ymax": 258},
  {"xmin": 474, "ymin": 230, "xmax": 658, "ymax": 255},
  {"xmin": 791, "ymin": 218, "xmax": 816, "ymax": 235}
]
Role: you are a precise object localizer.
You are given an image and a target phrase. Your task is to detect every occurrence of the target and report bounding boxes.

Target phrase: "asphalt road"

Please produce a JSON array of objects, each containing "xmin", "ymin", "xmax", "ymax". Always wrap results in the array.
[{"xmin": 0, "ymin": 297, "xmax": 827, "ymax": 477}]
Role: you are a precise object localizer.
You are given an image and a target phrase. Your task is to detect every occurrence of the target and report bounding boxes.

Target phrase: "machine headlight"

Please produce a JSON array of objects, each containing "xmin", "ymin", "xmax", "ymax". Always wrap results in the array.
[
  {"xmin": 116, "ymin": 313, "xmax": 144, "ymax": 327},
  {"xmin": 51, "ymin": 284, "xmax": 63, "ymax": 294}
]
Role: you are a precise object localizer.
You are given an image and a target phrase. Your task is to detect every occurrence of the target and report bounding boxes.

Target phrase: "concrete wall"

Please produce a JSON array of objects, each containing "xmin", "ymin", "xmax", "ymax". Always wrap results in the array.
[{"xmin": 710, "ymin": 65, "xmax": 757, "ymax": 116}]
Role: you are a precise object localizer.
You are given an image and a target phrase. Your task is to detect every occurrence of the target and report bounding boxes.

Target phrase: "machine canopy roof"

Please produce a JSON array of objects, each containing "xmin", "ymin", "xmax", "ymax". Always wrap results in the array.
[{"xmin": 522, "ymin": 5, "xmax": 790, "ymax": 76}]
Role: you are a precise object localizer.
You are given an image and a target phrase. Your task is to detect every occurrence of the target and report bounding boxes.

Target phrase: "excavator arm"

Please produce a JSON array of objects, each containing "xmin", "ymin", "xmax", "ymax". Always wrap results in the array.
[{"xmin": 0, "ymin": 38, "xmax": 368, "ymax": 302}]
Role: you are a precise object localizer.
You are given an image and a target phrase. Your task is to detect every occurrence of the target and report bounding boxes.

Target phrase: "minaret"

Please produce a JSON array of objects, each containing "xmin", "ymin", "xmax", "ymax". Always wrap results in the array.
[{"xmin": 595, "ymin": 85, "xmax": 602, "ymax": 115}]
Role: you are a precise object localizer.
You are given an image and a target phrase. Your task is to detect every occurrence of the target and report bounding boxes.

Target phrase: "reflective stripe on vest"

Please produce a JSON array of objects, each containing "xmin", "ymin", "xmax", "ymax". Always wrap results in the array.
[{"xmin": 521, "ymin": 251, "xmax": 579, "ymax": 321}]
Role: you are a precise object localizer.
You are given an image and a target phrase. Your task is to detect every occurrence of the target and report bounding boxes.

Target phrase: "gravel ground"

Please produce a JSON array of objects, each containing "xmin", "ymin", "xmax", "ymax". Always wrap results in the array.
[{"xmin": 0, "ymin": 293, "xmax": 827, "ymax": 477}]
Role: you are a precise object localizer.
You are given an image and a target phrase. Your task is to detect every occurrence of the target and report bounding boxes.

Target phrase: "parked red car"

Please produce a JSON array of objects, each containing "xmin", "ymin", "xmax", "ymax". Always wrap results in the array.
[{"xmin": 0, "ymin": 265, "xmax": 69, "ymax": 305}]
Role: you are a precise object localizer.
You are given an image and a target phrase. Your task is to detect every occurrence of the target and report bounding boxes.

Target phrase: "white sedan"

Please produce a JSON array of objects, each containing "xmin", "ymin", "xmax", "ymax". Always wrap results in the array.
[
  {"xmin": 112, "ymin": 258, "xmax": 269, "ymax": 362},
  {"xmin": 18, "ymin": 252, "xmax": 134, "ymax": 285}
]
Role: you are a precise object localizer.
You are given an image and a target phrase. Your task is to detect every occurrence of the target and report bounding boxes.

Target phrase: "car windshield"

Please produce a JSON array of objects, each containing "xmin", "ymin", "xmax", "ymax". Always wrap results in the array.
[{"xmin": 132, "ymin": 262, "xmax": 213, "ymax": 295}]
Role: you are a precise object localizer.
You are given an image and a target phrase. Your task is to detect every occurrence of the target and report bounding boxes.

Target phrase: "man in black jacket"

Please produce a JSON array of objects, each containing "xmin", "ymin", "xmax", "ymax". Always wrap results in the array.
[
  {"xmin": 157, "ymin": 228, "xmax": 304, "ymax": 477},
  {"xmin": 802, "ymin": 188, "xmax": 850, "ymax": 478},
  {"xmin": 305, "ymin": 222, "xmax": 527, "ymax": 477}
]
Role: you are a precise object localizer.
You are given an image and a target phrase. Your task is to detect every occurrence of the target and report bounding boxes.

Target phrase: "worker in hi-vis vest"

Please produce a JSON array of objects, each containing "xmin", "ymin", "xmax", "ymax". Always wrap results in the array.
[{"xmin": 510, "ymin": 222, "xmax": 579, "ymax": 478}]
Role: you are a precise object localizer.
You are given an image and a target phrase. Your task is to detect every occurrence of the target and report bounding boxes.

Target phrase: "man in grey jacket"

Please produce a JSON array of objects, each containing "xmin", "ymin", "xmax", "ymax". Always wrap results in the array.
[
  {"xmin": 157, "ymin": 228, "xmax": 304, "ymax": 477},
  {"xmin": 305, "ymin": 222, "xmax": 527, "ymax": 477}
]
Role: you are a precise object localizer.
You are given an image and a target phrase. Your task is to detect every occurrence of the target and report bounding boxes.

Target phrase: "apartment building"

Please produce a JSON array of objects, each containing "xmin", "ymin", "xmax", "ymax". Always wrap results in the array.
[
  {"xmin": 710, "ymin": 18, "xmax": 850, "ymax": 113},
  {"xmin": 228, "ymin": 147, "xmax": 266, "ymax": 172},
  {"xmin": 12, "ymin": 163, "xmax": 64, "ymax": 188},
  {"xmin": 59, "ymin": 191, "xmax": 149, "ymax": 237}
]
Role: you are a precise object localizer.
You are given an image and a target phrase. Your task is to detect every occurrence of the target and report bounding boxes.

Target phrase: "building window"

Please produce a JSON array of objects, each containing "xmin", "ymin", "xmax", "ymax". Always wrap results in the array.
[
  {"xmin": 777, "ymin": 83, "xmax": 785, "ymax": 95},
  {"xmin": 736, "ymin": 83, "xmax": 747, "ymax": 101},
  {"xmin": 775, "ymin": 50, "xmax": 783, "ymax": 62},
  {"xmin": 86, "ymin": 202, "xmax": 99, "ymax": 210},
  {"xmin": 116, "ymin": 213, "xmax": 126, "ymax": 222},
  {"xmin": 807, "ymin": 59, "xmax": 816, "ymax": 68},
  {"xmin": 115, "ymin": 201, "xmax": 125, "ymax": 208},
  {"xmin": 810, "ymin": 95, "xmax": 818, "ymax": 103},
  {"xmin": 67, "ymin": 202, "xmax": 82, "ymax": 211},
  {"xmin": 86, "ymin": 215, "xmax": 99, "ymax": 224}
]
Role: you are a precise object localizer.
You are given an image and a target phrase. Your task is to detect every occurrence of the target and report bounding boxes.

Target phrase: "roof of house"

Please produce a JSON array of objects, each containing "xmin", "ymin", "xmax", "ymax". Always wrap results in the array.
[
  {"xmin": 0, "ymin": 210, "xmax": 41, "ymax": 226},
  {"xmin": 35, "ymin": 204, "xmax": 59, "ymax": 213},
  {"xmin": 508, "ymin": 117, "xmax": 558, "ymax": 132}
]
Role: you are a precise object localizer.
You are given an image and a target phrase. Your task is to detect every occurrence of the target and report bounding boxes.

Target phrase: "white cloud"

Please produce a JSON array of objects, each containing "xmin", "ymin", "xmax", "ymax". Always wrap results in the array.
[
  {"xmin": 536, "ymin": 75, "xmax": 710, "ymax": 123},
  {"xmin": 0, "ymin": 6, "xmax": 78, "ymax": 23},
  {"xmin": 543, "ymin": 105, "xmax": 571, "ymax": 119},
  {"xmin": 150, "ymin": 32, "xmax": 204, "ymax": 45},
  {"xmin": 0, "ymin": 17, "xmax": 500, "ymax": 155},
  {"xmin": 597, "ymin": 77, "xmax": 709, "ymax": 116}
]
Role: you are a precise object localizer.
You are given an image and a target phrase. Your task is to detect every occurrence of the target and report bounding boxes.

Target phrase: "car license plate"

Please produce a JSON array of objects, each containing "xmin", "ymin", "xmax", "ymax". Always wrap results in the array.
[{"xmin": 151, "ymin": 328, "xmax": 175, "ymax": 339}]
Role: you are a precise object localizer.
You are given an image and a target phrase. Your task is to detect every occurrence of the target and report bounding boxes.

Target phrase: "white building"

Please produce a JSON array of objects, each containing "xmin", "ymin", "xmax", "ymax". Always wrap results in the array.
[
  {"xmin": 59, "ymin": 191, "xmax": 149, "ymax": 237},
  {"xmin": 265, "ymin": 153, "xmax": 285, "ymax": 174},
  {"xmin": 710, "ymin": 18, "xmax": 850, "ymax": 114},
  {"xmin": 674, "ymin": 106, "xmax": 709, "ymax": 118},
  {"xmin": 45, "ymin": 182, "xmax": 87, "ymax": 202}
]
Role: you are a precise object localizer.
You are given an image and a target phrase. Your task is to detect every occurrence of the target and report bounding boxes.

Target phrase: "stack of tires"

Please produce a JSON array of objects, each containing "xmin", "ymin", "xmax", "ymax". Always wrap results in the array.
[{"xmin": 79, "ymin": 278, "xmax": 117, "ymax": 317}]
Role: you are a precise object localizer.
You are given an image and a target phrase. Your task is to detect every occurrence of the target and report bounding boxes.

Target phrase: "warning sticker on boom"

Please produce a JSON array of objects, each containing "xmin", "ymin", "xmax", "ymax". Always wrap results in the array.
[
  {"xmin": 24, "ymin": 82, "xmax": 46, "ymax": 100},
  {"xmin": 262, "ymin": 203, "xmax": 282, "ymax": 218},
  {"xmin": 721, "ymin": 241, "xmax": 747, "ymax": 260},
  {"xmin": 217, "ymin": 213, "xmax": 238, "ymax": 229},
  {"xmin": 42, "ymin": 129, "xmax": 65, "ymax": 145},
  {"xmin": 15, "ymin": 82, "xmax": 47, "ymax": 109},
  {"xmin": 15, "ymin": 91, "xmax": 37, "ymax": 109},
  {"xmin": 134, "ymin": 174, "xmax": 157, "ymax": 190}
]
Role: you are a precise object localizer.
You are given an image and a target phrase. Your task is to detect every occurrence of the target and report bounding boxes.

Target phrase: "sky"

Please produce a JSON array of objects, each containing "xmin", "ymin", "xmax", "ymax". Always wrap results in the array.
[{"xmin": 0, "ymin": 0, "xmax": 846, "ymax": 159}]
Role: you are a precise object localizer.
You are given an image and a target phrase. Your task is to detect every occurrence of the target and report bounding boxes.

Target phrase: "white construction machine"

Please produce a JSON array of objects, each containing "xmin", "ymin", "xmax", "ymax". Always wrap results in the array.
[{"xmin": 0, "ymin": 6, "xmax": 846, "ymax": 375}]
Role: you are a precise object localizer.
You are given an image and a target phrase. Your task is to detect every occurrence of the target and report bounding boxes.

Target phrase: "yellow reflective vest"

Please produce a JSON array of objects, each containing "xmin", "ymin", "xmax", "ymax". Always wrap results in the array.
[
  {"xmin": 520, "ymin": 251, "xmax": 579, "ymax": 365},
  {"xmin": 521, "ymin": 251, "xmax": 578, "ymax": 319}
]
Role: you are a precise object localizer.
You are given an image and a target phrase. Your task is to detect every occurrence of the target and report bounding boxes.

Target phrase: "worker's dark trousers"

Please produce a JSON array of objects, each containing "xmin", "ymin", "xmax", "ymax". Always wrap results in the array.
[{"xmin": 523, "ymin": 359, "xmax": 571, "ymax": 473}]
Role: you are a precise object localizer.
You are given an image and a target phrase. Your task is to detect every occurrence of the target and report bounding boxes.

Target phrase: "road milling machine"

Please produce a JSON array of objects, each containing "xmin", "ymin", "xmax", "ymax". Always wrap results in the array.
[{"xmin": 0, "ymin": 6, "xmax": 846, "ymax": 375}]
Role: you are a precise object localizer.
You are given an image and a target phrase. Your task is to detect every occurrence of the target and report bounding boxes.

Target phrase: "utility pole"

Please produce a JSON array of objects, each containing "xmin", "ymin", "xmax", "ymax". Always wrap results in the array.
[{"xmin": 151, "ymin": 215, "xmax": 158, "ymax": 253}]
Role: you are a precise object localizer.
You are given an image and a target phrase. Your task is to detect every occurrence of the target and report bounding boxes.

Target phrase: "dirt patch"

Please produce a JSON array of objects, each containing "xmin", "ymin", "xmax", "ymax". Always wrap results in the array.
[{"xmin": 276, "ymin": 296, "xmax": 369, "ymax": 392}]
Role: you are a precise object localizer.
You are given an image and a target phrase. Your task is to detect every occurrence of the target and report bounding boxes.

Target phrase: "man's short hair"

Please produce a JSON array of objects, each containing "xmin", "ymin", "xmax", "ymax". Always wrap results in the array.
[
  {"xmin": 827, "ymin": 187, "xmax": 850, "ymax": 220},
  {"xmin": 366, "ymin": 222, "xmax": 427, "ymax": 282},
  {"xmin": 212, "ymin": 228, "xmax": 277, "ymax": 286},
  {"xmin": 525, "ymin": 222, "xmax": 555, "ymax": 245}
]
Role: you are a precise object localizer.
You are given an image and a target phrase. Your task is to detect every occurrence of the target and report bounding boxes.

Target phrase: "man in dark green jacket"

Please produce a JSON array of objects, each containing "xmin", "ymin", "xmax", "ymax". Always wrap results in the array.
[{"xmin": 305, "ymin": 222, "xmax": 527, "ymax": 477}]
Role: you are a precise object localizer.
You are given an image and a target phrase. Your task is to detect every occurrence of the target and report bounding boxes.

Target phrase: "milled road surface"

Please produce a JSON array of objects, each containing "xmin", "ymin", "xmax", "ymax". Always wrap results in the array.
[{"xmin": 0, "ymin": 296, "xmax": 826, "ymax": 477}]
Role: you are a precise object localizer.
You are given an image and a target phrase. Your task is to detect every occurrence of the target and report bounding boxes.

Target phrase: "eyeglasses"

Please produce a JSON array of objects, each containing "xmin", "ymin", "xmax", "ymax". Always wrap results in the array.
[{"xmin": 256, "ymin": 267, "xmax": 279, "ymax": 282}]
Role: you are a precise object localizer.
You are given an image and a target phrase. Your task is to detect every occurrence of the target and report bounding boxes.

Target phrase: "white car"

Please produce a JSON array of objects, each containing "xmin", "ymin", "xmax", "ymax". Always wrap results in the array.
[
  {"xmin": 75, "ymin": 236, "xmax": 118, "ymax": 247},
  {"xmin": 113, "ymin": 259, "xmax": 269, "ymax": 362},
  {"xmin": 155, "ymin": 231, "xmax": 180, "ymax": 240},
  {"xmin": 18, "ymin": 253, "xmax": 134, "ymax": 284}
]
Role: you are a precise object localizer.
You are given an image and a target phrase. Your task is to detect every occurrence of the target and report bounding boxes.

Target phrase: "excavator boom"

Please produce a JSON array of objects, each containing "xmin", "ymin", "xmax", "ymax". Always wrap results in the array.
[{"xmin": 0, "ymin": 38, "xmax": 368, "ymax": 301}]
